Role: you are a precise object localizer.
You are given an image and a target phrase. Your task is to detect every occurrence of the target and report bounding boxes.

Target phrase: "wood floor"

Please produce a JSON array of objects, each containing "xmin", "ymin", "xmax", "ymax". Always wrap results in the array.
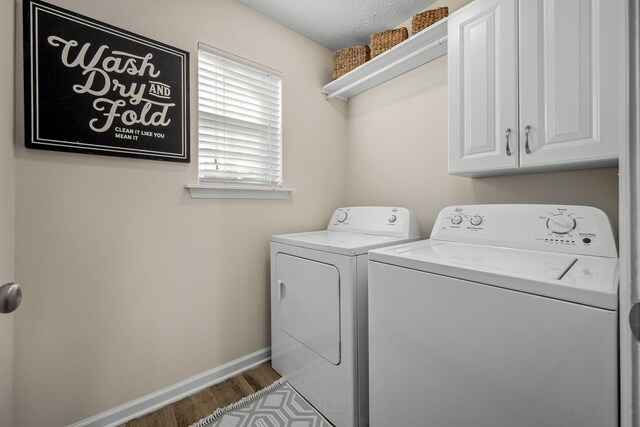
[{"xmin": 120, "ymin": 362, "xmax": 281, "ymax": 427}]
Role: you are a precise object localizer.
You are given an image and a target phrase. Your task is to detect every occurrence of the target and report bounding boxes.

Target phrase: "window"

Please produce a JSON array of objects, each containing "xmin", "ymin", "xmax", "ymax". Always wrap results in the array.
[{"xmin": 197, "ymin": 43, "xmax": 283, "ymax": 190}]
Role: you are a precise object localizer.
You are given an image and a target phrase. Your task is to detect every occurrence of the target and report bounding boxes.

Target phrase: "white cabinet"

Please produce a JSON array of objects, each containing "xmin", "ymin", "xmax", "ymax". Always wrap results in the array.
[
  {"xmin": 448, "ymin": 0, "xmax": 625, "ymax": 177},
  {"xmin": 448, "ymin": 0, "xmax": 519, "ymax": 174}
]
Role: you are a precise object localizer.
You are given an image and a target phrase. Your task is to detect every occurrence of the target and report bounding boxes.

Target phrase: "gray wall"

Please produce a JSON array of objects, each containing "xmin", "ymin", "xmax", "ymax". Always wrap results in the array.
[
  {"xmin": 13, "ymin": 0, "xmax": 348, "ymax": 425},
  {"xmin": 9, "ymin": 0, "xmax": 620, "ymax": 425},
  {"xmin": 0, "ymin": 0, "xmax": 16, "ymax": 425}
]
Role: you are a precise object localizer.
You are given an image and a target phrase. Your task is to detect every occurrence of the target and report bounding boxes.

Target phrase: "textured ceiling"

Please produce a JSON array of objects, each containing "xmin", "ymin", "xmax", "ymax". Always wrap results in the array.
[{"xmin": 237, "ymin": 0, "xmax": 438, "ymax": 51}]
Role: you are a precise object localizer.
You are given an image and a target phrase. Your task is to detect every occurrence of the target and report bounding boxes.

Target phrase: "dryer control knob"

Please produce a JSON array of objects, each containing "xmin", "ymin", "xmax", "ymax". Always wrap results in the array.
[
  {"xmin": 389, "ymin": 215, "xmax": 397, "ymax": 223},
  {"xmin": 451, "ymin": 215, "xmax": 463, "ymax": 225},
  {"xmin": 547, "ymin": 215, "xmax": 576, "ymax": 234},
  {"xmin": 337, "ymin": 211, "xmax": 348, "ymax": 223},
  {"xmin": 470, "ymin": 216, "xmax": 483, "ymax": 226}
]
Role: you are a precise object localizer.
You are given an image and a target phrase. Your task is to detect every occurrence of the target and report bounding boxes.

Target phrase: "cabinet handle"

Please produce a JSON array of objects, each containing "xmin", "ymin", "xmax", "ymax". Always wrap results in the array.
[
  {"xmin": 524, "ymin": 125, "xmax": 531, "ymax": 154},
  {"xmin": 505, "ymin": 128, "xmax": 512, "ymax": 156}
]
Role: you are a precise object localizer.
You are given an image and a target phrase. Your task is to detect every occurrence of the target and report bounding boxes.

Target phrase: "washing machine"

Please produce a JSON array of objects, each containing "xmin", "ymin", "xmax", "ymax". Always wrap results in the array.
[
  {"xmin": 271, "ymin": 206, "xmax": 420, "ymax": 427},
  {"xmin": 368, "ymin": 204, "xmax": 619, "ymax": 427}
]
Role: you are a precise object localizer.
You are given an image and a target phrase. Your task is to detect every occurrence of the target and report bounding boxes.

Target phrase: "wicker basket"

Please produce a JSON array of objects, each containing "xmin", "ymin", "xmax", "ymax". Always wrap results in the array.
[
  {"xmin": 332, "ymin": 45, "xmax": 370, "ymax": 79},
  {"xmin": 370, "ymin": 27, "xmax": 408, "ymax": 58},
  {"xmin": 412, "ymin": 7, "xmax": 449, "ymax": 35}
]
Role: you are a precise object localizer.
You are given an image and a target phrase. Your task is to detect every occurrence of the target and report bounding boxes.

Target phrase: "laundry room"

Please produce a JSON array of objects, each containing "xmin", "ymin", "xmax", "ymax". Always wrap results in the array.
[{"xmin": 0, "ymin": 0, "xmax": 637, "ymax": 426}]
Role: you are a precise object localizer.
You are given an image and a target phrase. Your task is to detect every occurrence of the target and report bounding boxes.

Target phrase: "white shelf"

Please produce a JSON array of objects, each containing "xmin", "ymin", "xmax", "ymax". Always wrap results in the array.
[{"xmin": 321, "ymin": 18, "xmax": 448, "ymax": 101}]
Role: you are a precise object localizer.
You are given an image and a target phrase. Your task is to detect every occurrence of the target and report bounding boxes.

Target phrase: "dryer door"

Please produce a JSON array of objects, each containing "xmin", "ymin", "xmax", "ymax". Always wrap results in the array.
[{"xmin": 275, "ymin": 253, "xmax": 341, "ymax": 365}]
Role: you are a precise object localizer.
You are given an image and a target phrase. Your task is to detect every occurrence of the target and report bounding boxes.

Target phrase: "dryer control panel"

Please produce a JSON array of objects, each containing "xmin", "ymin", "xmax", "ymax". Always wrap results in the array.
[
  {"xmin": 328, "ymin": 207, "xmax": 420, "ymax": 238},
  {"xmin": 431, "ymin": 205, "xmax": 617, "ymax": 258}
]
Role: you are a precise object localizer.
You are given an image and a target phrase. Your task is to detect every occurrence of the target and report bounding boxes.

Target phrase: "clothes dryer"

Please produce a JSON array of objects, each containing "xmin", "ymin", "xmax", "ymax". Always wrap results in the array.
[
  {"xmin": 271, "ymin": 206, "xmax": 420, "ymax": 427},
  {"xmin": 368, "ymin": 204, "xmax": 618, "ymax": 427}
]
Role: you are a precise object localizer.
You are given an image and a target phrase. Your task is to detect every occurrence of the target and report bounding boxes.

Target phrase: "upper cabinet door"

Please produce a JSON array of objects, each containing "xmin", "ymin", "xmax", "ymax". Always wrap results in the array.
[
  {"xmin": 518, "ymin": 0, "xmax": 623, "ymax": 168},
  {"xmin": 448, "ymin": 0, "xmax": 519, "ymax": 176}
]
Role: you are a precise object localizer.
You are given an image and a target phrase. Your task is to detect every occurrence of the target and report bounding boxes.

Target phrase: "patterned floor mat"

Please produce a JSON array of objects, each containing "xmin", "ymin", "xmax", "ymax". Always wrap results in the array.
[{"xmin": 189, "ymin": 378, "xmax": 331, "ymax": 427}]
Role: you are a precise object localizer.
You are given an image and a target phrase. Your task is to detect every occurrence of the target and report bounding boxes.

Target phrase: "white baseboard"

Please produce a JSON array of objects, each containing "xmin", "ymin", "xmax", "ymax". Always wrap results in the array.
[{"xmin": 68, "ymin": 347, "xmax": 271, "ymax": 427}]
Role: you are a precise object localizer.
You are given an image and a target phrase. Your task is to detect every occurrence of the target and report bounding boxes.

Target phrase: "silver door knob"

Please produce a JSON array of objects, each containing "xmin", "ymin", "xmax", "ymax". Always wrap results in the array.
[{"xmin": 0, "ymin": 283, "xmax": 22, "ymax": 314}]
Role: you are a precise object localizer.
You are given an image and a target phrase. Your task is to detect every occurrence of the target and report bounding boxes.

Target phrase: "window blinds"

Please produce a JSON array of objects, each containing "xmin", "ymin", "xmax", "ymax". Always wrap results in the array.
[{"xmin": 198, "ymin": 44, "xmax": 282, "ymax": 187}]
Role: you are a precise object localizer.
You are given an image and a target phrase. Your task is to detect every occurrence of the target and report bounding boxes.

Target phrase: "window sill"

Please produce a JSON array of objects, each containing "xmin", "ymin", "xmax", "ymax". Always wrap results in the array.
[{"xmin": 185, "ymin": 184, "xmax": 294, "ymax": 200}]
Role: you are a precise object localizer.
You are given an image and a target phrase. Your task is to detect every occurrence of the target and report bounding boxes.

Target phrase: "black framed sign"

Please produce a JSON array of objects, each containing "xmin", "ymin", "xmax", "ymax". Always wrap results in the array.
[{"xmin": 24, "ymin": 0, "xmax": 190, "ymax": 162}]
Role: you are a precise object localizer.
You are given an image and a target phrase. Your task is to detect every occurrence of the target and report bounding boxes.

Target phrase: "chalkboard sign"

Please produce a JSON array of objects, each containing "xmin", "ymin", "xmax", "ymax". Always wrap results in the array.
[{"xmin": 24, "ymin": 0, "xmax": 190, "ymax": 162}]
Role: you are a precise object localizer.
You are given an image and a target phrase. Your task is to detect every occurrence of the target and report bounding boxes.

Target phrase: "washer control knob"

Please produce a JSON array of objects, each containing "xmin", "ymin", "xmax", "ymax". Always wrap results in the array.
[
  {"xmin": 470, "ymin": 215, "xmax": 483, "ymax": 226},
  {"xmin": 547, "ymin": 215, "xmax": 576, "ymax": 234},
  {"xmin": 388, "ymin": 215, "xmax": 397, "ymax": 223},
  {"xmin": 337, "ymin": 211, "xmax": 348, "ymax": 223},
  {"xmin": 451, "ymin": 215, "xmax": 463, "ymax": 225}
]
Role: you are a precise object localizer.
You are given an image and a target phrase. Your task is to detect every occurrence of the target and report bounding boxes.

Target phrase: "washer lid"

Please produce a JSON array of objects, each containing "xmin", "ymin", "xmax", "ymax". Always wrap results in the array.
[
  {"xmin": 272, "ymin": 230, "xmax": 419, "ymax": 256},
  {"xmin": 369, "ymin": 240, "xmax": 619, "ymax": 310}
]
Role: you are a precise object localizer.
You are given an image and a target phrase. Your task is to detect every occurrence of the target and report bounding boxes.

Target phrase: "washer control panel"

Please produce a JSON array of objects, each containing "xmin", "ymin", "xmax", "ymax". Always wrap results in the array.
[
  {"xmin": 431, "ymin": 205, "xmax": 617, "ymax": 258},
  {"xmin": 328, "ymin": 207, "xmax": 420, "ymax": 238}
]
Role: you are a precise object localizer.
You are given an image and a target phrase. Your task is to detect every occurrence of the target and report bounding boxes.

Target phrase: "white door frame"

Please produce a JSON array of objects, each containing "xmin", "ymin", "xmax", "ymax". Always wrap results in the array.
[{"xmin": 619, "ymin": 0, "xmax": 639, "ymax": 426}]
